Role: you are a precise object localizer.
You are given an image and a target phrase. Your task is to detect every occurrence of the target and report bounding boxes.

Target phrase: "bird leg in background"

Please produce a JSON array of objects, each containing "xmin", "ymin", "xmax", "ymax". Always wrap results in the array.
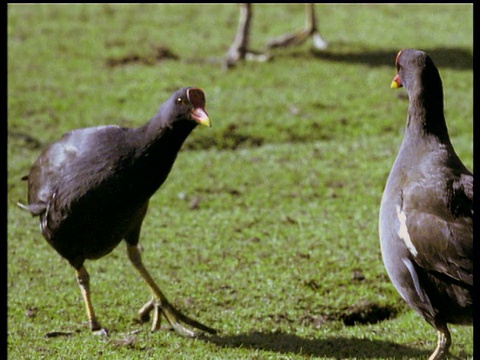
[
  {"xmin": 224, "ymin": 3, "xmax": 327, "ymax": 69},
  {"xmin": 126, "ymin": 244, "xmax": 218, "ymax": 337},
  {"xmin": 75, "ymin": 266, "xmax": 108, "ymax": 336},
  {"xmin": 266, "ymin": 4, "xmax": 328, "ymax": 50},
  {"xmin": 224, "ymin": 3, "xmax": 271, "ymax": 69}
]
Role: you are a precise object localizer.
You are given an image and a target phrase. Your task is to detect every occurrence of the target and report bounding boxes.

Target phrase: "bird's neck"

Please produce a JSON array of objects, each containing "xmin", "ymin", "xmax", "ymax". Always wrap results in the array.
[
  {"xmin": 405, "ymin": 86, "xmax": 451, "ymax": 146},
  {"xmin": 128, "ymin": 119, "xmax": 196, "ymax": 197},
  {"xmin": 140, "ymin": 117, "xmax": 196, "ymax": 156}
]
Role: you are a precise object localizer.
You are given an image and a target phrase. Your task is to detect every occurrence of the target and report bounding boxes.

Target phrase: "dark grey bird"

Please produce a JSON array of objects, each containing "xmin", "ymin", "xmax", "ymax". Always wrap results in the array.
[
  {"xmin": 18, "ymin": 87, "xmax": 217, "ymax": 337},
  {"xmin": 379, "ymin": 49, "xmax": 473, "ymax": 359}
]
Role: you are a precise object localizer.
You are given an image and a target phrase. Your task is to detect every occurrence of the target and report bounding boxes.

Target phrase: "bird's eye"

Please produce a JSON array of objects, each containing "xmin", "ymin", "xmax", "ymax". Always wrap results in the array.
[{"xmin": 176, "ymin": 97, "xmax": 183, "ymax": 105}]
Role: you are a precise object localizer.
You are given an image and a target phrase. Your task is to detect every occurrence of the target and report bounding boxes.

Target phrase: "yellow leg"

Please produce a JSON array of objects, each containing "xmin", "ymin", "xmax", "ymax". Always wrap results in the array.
[
  {"xmin": 75, "ymin": 266, "xmax": 107, "ymax": 336},
  {"xmin": 126, "ymin": 244, "xmax": 217, "ymax": 337},
  {"xmin": 137, "ymin": 298, "xmax": 155, "ymax": 323}
]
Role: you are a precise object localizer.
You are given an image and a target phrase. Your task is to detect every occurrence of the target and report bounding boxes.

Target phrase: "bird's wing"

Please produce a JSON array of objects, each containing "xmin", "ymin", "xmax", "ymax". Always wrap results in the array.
[
  {"xmin": 24, "ymin": 133, "xmax": 79, "ymax": 214},
  {"xmin": 402, "ymin": 174, "xmax": 473, "ymax": 287},
  {"xmin": 405, "ymin": 211, "xmax": 472, "ymax": 285},
  {"xmin": 24, "ymin": 125, "xmax": 123, "ymax": 215}
]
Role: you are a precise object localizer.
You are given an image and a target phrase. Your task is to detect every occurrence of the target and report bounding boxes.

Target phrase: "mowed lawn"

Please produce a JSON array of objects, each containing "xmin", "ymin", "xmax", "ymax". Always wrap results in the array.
[{"xmin": 8, "ymin": 4, "xmax": 473, "ymax": 359}]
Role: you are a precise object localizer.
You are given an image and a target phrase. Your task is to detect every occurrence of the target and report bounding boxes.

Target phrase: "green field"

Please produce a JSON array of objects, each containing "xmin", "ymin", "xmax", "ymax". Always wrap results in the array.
[{"xmin": 8, "ymin": 4, "xmax": 473, "ymax": 359}]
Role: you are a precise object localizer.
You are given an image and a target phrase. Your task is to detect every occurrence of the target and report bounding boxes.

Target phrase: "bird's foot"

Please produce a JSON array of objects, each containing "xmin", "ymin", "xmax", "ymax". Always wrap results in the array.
[
  {"xmin": 428, "ymin": 328, "xmax": 452, "ymax": 360},
  {"xmin": 266, "ymin": 29, "xmax": 310, "ymax": 49},
  {"xmin": 92, "ymin": 328, "xmax": 108, "ymax": 337},
  {"xmin": 136, "ymin": 298, "xmax": 217, "ymax": 337},
  {"xmin": 137, "ymin": 298, "xmax": 155, "ymax": 324},
  {"xmin": 223, "ymin": 49, "xmax": 272, "ymax": 70},
  {"xmin": 244, "ymin": 51, "xmax": 272, "ymax": 63},
  {"xmin": 90, "ymin": 319, "xmax": 108, "ymax": 337},
  {"xmin": 266, "ymin": 29, "xmax": 328, "ymax": 51},
  {"xmin": 312, "ymin": 32, "xmax": 328, "ymax": 50},
  {"xmin": 428, "ymin": 348, "xmax": 463, "ymax": 360}
]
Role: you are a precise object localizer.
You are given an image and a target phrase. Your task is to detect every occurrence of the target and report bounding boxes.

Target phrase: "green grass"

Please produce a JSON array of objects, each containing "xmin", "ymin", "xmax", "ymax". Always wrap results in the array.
[{"xmin": 8, "ymin": 4, "xmax": 473, "ymax": 359}]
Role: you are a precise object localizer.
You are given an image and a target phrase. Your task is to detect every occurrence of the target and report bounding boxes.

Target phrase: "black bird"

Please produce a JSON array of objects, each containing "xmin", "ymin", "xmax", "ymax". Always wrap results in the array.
[
  {"xmin": 379, "ymin": 49, "xmax": 473, "ymax": 359},
  {"xmin": 18, "ymin": 87, "xmax": 217, "ymax": 337}
]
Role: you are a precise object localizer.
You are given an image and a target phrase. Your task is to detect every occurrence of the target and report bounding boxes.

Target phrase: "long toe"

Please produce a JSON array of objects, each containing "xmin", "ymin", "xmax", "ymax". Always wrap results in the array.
[
  {"xmin": 169, "ymin": 321, "xmax": 197, "ymax": 338},
  {"xmin": 137, "ymin": 298, "xmax": 155, "ymax": 324},
  {"xmin": 266, "ymin": 29, "xmax": 310, "ymax": 49},
  {"xmin": 138, "ymin": 299, "xmax": 192, "ymax": 335},
  {"xmin": 161, "ymin": 303, "xmax": 217, "ymax": 337},
  {"xmin": 150, "ymin": 302, "xmax": 163, "ymax": 332}
]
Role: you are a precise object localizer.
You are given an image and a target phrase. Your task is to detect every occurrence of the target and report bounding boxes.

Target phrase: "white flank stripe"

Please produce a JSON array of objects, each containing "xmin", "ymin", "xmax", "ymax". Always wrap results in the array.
[{"xmin": 396, "ymin": 205, "xmax": 418, "ymax": 257}]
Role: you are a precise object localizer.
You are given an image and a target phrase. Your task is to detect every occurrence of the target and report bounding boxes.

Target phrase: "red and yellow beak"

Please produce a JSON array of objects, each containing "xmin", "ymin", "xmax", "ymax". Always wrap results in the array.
[
  {"xmin": 192, "ymin": 107, "xmax": 211, "ymax": 127},
  {"xmin": 391, "ymin": 50, "xmax": 403, "ymax": 89},
  {"xmin": 391, "ymin": 74, "xmax": 402, "ymax": 89},
  {"xmin": 187, "ymin": 88, "xmax": 211, "ymax": 127}
]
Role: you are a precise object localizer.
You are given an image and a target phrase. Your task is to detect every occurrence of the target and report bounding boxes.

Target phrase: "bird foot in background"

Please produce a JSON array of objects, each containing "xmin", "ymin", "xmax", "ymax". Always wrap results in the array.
[
  {"xmin": 266, "ymin": 29, "xmax": 328, "ymax": 50},
  {"xmin": 225, "ymin": 29, "xmax": 328, "ymax": 70},
  {"xmin": 223, "ymin": 49, "xmax": 272, "ymax": 70},
  {"xmin": 312, "ymin": 32, "xmax": 328, "ymax": 50},
  {"xmin": 244, "ymin": 51, "xmax": 272, "ymax": 63}
]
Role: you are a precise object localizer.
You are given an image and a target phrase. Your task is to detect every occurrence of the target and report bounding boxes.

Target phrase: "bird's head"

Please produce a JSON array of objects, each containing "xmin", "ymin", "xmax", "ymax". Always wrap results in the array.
[
  {"xmin": 170, "ymin": 87, "xmax": 211, "ymax": 127},
  {"xmin": 390, "ymin": 49, "xmax": 442, "ymax": 95}
]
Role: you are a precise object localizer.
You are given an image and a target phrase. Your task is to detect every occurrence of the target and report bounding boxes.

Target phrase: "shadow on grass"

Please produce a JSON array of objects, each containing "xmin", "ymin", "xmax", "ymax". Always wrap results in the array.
[
  {"xmin": 309, "ymin": 45, "xmax": 472, "ymax": 70},
  {"xmin": 201, "ymin": 331, "xmax": 430, "ymax": 359},
  {"xmin": 221, "ymin": 44, "xmax": 472, "ymax": 71}
]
